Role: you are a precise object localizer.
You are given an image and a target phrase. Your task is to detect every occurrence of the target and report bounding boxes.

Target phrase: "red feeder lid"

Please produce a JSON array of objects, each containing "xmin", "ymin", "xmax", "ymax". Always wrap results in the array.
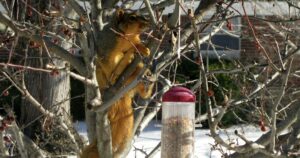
[{"xmin": 162, "ymin": 86, "xmax": 196, "ymax": 102}]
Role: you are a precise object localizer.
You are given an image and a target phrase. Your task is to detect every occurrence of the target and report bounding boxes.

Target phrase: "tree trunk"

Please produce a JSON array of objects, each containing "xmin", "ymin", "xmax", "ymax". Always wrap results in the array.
[
  {"xmin": 18, "ymin": 0, "xmax": 74, "ymax": 154},
  {"xmin": 20, "ymin": 57, "xmax": 71, "ymax": 137}
]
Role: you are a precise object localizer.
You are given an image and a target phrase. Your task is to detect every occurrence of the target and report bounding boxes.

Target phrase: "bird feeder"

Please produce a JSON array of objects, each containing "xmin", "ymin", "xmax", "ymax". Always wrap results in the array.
[{"xmin": 161, "ymin": 86, "xmax": 196, "ymax": 158}]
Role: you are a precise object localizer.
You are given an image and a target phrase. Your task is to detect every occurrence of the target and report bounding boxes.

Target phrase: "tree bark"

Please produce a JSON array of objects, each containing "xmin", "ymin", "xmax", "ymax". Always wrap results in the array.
[{"xmin": 17, "ymin": 0, "xmax": 75, "ymax": 154}]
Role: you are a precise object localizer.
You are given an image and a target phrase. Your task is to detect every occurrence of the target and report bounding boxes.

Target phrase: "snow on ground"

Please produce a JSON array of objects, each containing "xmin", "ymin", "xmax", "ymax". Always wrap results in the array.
[{"xmin": 74, "ymin": 121, "xmax": 266, "ymax": 158}]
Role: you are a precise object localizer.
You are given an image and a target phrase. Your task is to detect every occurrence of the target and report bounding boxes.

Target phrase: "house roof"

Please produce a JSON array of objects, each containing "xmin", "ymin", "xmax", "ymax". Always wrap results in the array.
[
  {"xmin": 132, "ymin": 1, "xmax": 297, "ymax": 16},
  {"xmin": 0, "ymin": 1, "xmax": 295, "ymax": 17}
]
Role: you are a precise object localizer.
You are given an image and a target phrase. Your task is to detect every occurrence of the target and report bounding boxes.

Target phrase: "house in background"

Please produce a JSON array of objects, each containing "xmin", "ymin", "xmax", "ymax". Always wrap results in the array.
[
  {"xmin": 0, "ymin": 1, "xmax": 298, "ymax": 62},
  {"xmin": 150, "ymin": 1, "xmax": 299, "ymax": 63}
]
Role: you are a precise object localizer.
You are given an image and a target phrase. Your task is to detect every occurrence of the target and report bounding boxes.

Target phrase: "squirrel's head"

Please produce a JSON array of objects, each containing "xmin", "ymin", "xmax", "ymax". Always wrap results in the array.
[{"xmin": 115, "ymin": 9, "xmax": 149, "ymax": 35}]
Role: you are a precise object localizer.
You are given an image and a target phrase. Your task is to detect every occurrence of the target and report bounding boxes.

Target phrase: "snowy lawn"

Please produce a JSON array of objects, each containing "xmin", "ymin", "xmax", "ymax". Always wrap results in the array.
[{"xmin": 74, "ymin": 121, "xmax": 266, "ymax": 158}]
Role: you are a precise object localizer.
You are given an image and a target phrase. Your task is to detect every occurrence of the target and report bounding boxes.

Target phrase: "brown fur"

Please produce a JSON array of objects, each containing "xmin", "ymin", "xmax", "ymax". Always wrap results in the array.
[{"xmin": 80, "ymin": 10, "xmax": 153, "ymax": 158}]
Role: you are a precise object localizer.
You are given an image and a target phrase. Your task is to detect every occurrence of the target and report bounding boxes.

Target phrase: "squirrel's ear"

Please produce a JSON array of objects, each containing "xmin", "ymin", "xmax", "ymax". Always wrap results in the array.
[{"xmin": 116, "ymin": 9, "xmax": 124, "ymax": 19}]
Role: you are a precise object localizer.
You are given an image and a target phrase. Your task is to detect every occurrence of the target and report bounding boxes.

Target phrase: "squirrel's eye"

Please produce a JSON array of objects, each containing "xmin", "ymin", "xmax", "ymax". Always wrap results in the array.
[{"xmin": 129, "ymin": 15, "xmax": 136, "ymax": 21}]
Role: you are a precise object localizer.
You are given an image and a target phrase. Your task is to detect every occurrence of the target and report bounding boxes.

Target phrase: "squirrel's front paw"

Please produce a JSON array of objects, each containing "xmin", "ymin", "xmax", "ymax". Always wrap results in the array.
[{"xmin": 135, "ymin": 44, "xmax": 150, "ymax": 56}]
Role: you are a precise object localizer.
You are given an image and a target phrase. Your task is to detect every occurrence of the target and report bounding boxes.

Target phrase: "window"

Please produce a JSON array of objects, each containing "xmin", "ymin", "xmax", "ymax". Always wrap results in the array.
[{"xmin": 199, "ymin": 17, "xmax": 241, "ymax": 60}]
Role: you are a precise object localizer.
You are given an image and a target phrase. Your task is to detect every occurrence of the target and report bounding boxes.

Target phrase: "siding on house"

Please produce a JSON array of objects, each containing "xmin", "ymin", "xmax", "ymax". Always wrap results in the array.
[{"xmin": 240, "ymin": 16, "xmax": 294, "ymax": 63}]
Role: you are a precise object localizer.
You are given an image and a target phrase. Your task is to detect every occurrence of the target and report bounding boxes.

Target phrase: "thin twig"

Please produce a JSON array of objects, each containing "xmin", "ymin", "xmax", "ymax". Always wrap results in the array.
[{"xmin": 143, "ymin": 0, "xmax": 157, "ymax": 25}]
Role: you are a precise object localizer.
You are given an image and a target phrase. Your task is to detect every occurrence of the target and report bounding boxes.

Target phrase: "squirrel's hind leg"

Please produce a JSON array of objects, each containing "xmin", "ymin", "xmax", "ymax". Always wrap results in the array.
[{"xmin": 109, "ymin": 96, "xmax": 134, "ymax": 157}]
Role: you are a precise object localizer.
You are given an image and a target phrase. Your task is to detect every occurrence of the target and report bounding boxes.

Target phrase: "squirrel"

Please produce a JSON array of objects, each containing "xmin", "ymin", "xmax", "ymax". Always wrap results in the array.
[{"xmin": 80, "ymin": 9, "xmax": 153, "ymax": 158}]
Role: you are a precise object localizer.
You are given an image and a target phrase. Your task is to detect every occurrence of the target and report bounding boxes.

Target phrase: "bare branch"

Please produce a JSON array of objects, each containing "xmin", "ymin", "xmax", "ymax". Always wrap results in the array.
[
  {"xmin": 269, "ymin": 59, "xmax": 293, "ymax": 152},
  {"xmin": 0, "ymin": 12, "xmax": 87, "ymax": 76},
  {"xmin": 1, "ymin": 69, "xmax": 81, "ymax": 152},
  {"xmin": 95, "ymin": 113, "xmax": 113, "ymax": 158},
  {"xmin": 181, "ymin": 0, "xmax": 219, "ymax": 44},
  {"xmin": 143, "ymin": 0, "xmax": 157, "ymax": 25}
]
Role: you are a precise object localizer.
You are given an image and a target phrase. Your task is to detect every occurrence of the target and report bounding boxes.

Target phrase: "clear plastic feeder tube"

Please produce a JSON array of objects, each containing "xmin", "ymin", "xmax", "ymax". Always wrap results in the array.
[{"xmin": 161, "ymin": 87, "xmax": 195, "ymax": 158}]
